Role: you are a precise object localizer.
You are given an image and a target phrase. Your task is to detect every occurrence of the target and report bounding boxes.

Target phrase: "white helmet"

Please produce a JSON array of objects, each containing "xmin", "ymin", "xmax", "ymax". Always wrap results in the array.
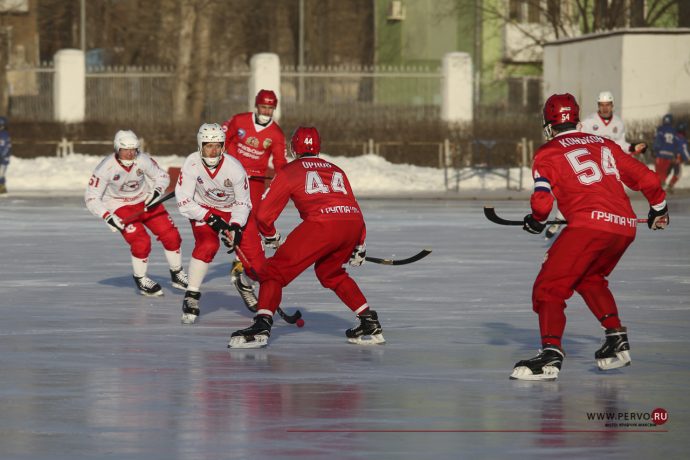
[
  {"xmin": 113, "ymin": 129, "xmax": 140, "ymax": 166},
  {"xmin": 197, "ymin": 123, "xmax": 226, "ymax": 167},
  {"xmin": 597, "ymin": 91, "xmax": 614, "ymax": 104}
]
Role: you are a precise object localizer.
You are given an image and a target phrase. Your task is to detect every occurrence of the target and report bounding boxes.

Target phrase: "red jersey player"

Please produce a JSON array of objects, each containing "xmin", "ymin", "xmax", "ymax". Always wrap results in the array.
[
  {"xmin": 222, "ymin": 89, "xmax": 288, "ymax": 310},
  {"xmin": 510, "ymin": 93, "xmax": 668, "ymax": 381},
  {"xmin": 228, "ymin": 127, "xmax": 382, "ymax": 349},
  {"xmin": 222, "ymin": 89, "xmax": 287, "ymax": 204}
]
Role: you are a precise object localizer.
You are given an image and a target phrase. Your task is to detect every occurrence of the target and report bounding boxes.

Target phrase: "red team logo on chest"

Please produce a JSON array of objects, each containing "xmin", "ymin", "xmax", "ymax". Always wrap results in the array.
[{"xmin": 246, "ymin": 137, "xmax": 260, "ymax": 148}]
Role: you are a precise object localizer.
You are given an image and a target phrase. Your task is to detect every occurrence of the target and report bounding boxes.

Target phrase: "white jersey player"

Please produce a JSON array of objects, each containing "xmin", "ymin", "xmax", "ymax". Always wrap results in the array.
[
  {"xmin": 85, "ymin": 130, "xmax": 188, "ymax": 296},
  {"xmin": 176, "ymin": 123, "xmax": 266, "ymax": 324},
  {"xmin": 579, "ymin": 91, "xmax": 647, "ymax": 155}
]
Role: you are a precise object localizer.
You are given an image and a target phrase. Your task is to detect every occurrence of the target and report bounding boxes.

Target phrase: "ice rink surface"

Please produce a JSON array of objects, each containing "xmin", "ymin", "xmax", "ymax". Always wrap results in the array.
[{"xmin": 1, "ymin": 194, "xmax": 688, "ymax": 460}]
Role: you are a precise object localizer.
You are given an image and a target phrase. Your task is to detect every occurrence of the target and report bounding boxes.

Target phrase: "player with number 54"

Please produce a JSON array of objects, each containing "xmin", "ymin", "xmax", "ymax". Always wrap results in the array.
[{"xmin": 511, "ymin": 93, "xmax": 668, "ymax": 381}]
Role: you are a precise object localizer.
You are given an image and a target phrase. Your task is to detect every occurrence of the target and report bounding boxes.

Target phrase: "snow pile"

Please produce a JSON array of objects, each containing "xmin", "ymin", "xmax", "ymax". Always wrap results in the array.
[{"xmin": 4, "ymin": 151, "xmax": 683, "ymax": 195}]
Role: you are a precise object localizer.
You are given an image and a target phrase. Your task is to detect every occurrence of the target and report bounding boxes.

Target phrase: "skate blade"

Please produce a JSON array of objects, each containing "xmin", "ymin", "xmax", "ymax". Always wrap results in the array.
[
  {"xmin": 228, "ymin": 335, "xmax": 268, "ymax": 349},
  {"xmin": 347, "ymin": 333, "xmax": 386, "ymax": 346},
  {"xmin": 597, "ymin": 351, "xmax": 631, "ymax": 370},
  {"xmin": 509, "ymin": 365, "xmax": 559, "ymax": 381},
  {"xmin": 139, "ymin": 290, "xmax": 163, "ymax": 297},
  {"xmin": 180, "ymin": 313, "xmax": 198, "ymax": 325},
  {"xmin": 171, "ymin": 282, "xmax": 187, "ymax": 291}
]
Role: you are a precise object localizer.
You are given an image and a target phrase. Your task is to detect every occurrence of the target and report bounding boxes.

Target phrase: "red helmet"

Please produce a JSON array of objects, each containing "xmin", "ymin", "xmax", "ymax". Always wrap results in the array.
[
  {"xmin": 255, "ymin": 89, "xmax": 278, "ymax": 108},
  {"xmin": 543, "ymin": 93, "xmax": 579, "ymax": 128},
  {"xmin": 291, "ymin": 127, "xmax": 321, "ymax": 157}
]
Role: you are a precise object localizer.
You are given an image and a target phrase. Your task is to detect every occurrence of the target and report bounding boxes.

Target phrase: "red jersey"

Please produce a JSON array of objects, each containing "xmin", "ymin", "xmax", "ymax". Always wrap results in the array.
[
  {"xmin": 530, "ymin": 130, "xmax": 665, "ymax": 237},
  {"xmin": 257, "ymin": 155, "xmax": 365, "ymax": 240},
  {"xmin": 221, "ymin": 112, "xmax": 287, "ymax": 176}
]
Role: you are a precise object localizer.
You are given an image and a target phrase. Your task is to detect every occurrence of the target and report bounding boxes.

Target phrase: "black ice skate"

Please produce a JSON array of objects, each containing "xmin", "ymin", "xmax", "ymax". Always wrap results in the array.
[
  {"xmin": 595, "ymin": 327, "xmax": 631, "ymax": 370},
  {"xmin": 170, "ymin": 268, "xmax": 189, "ymax": 291},
  {"xmin": 228, "ymin": 314, "xmax": 273, "ymax": 349},
  {"xmin": 181, "ymin": 291, "xmax": 201, "ymax": 324},
  {"xmin": 231, "ymin": 261, "xmax": 258, "ymax": 312},
  {"xmin": 346, "ymin": 310, "xmax": 385, "ymax": 345},
  {"xmin": 133, "ymin": 275, "xmax": 163, "ymax": 297},
  {"xmin": 510, "ymin": 345, "xmax": 565, "ymax": 381},
  {"xmin": 545, "ymin": 218, "xmax": 565, "ymax": 239}
]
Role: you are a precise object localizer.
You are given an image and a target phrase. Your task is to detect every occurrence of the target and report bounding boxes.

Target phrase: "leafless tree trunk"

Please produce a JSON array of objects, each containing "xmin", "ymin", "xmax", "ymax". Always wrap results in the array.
[
  {"xmin": 172, "ymin": 0, "xmax": 196, "ymax": 124},
  {"xmin": 189, "ymin": 1, "xmax": 214, "ymax": 125}
]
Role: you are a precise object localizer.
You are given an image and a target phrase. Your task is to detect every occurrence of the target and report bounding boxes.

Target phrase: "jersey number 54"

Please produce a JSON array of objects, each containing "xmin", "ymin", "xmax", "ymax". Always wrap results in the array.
[{"xmin": 565, "ymin": 146, "xmax": 620, "ymax": 185}]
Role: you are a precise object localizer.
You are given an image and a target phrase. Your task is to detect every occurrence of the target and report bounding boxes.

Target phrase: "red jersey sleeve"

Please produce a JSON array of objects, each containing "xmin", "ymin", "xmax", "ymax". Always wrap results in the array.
[
  {"xmin": 256, "ymin": 172, "xmax": 291, "ymax": 237},
  {"xmin": 529, "ymin": 149, "xmax": 557, "ymax": 222},
  {"xmin": 270, "ymin": 128, "xmax": 287, "ymax": 172},
  {"xmin": 222, "ymin": 116, "xmax": 238, "ymax": 154},
  {"xmin": 614, "ymin": 147, "xmax": 666, "ymax": 206}
]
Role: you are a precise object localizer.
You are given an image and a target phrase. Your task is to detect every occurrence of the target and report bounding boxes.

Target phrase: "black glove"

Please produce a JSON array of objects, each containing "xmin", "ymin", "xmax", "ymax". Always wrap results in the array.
[
  {"xmin": 647, "ymin": 205, "xmax": 669, "ymax": 230},
  {"xmin": 144, "ymin": 188, "xmax": 163, "ymax": 210},
  {"xmin": 523, "ymin": 214, "xmax": 546, "ymax": 234},
  {"xmin": 263, "ymin": 231, "xmax": 282, "ymax": 249},
  {"xmin": 104, "ymin": 212, "xmax": 125, "ymax": 232},
  {"xmin": 206, "ymin": 214, "xmax": 232, "ymax": 233},
  {"xmin": 220, "ymin": 224, "xmax": 243, "ymax": 252},
  {"xmin": 349, "ymin": 243, "xmax": 366, "ymax": 266}
]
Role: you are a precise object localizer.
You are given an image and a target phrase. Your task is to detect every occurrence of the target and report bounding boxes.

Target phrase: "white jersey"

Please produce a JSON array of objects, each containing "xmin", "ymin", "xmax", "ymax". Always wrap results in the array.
[
  {"xmin": 175, "ymin": 151, "xmax": 251, "ymax": 226},
  {"xmin": 580, "ymin": 112, "xmax": 631, "ymax": 152},
  {"xmin": 85, "ymin": 152, "xmax": 169, "ymax": 218}
]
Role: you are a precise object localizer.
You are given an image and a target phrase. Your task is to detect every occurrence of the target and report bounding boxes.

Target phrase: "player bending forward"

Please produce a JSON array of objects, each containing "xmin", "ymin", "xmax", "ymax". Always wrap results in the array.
[
  {"xmin": 228, "ymin": 126, "xmax": 382, "ymax": 348},
  {"xmin": 85, "ymin": 130, "xmax": 188, "ymax": 296},
  {"xmin": 512, "ymin": 93, "xmax": 668, "ymax": 381},
  {"xmin": 175, "ymin": 123, "xmax": 266, "ymax": 324}
]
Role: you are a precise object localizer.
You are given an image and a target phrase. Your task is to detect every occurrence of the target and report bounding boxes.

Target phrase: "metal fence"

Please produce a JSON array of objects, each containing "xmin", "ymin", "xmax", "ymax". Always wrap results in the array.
[{"xmin": 7, "ymin": 63, "xmax": 442, "ymax": 124}]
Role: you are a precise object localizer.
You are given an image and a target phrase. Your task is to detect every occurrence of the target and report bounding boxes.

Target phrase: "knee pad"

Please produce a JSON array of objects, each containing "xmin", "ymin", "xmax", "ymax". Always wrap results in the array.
[
  {"xmin": 157, "ymin": 228, "xmax": 182, "ymax": 251},
  {"xmin": 129, "ymin": 235, "xmax": 152, "ymax": 259},
  {"xmin": 192, "ymin": 240, "xmax": 220, "ymax": 264}
]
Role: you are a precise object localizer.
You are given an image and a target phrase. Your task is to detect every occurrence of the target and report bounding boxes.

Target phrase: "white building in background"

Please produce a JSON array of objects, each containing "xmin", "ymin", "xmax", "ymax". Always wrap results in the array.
[{"xmin": 543, "ymin": 28, "xmax": 690, "ymax": 123}]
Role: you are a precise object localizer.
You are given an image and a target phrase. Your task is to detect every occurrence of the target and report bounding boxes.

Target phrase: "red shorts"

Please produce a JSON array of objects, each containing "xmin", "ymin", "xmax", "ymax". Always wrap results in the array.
[{"xmin": 115, "ymin": 202, "xmax": 181, "ymax": 259}]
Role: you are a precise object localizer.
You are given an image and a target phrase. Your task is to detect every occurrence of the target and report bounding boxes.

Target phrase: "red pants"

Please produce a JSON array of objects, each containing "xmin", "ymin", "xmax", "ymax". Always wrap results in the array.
[
  {"xmin": 532, "ymin": 227, "xmax": 634, "ymax": 348},
  {"xmin": 655, "ymin": 157, "xmax": 673, "ymax": 186},
  {"xmin": 248, "ymin": 177, "xmax": 266, "ymax": 212},
  {"xmin": 189, "ymin": 210, "xmax": 266, "ymax": 278},
  {"xmin": 257, "ymin": 219, "xmax": 367, "ymax": 314},
  {"xmin": 115, "ymin": 203, "xmax": 181, "ymax": 259}
]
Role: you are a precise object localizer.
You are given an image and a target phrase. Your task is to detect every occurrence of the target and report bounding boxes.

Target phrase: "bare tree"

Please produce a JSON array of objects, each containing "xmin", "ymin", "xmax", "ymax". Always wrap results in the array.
[
  {"xmin": 172, "ymin": 0, "xmax": 197, "ymax": 124},
  {"xmin": 495, "ymin": 0, "xmax": 682, "ymax": 43}
]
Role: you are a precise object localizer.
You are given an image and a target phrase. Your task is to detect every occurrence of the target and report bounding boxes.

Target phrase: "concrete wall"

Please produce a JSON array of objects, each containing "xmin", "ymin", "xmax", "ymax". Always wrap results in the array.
[
  {"xmin": 544, "ymin": 29, "xmax": 690, "ymax": 123},
  {"xmin": 249, "ymin": 53, "xmax": 281, "ymax": 121}
]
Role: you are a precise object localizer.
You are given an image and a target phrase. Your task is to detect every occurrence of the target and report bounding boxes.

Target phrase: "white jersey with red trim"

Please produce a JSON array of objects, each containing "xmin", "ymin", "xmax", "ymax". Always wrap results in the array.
[
  {"xmin": 84, "ymin": 152, "xmax": 169, "ymax": 218},
  {"xmin": 175, "ymin": 151, "xmax": 251, "ymax": 226},
  {"xmin": 580, "ymin": 112, "xmax": 630, "ymax": 152}
]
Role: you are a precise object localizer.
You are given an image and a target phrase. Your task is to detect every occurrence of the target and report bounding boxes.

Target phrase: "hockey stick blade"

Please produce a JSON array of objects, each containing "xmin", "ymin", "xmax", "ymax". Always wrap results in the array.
[
  {"xmin": 484, "ymin": 206, "xmax": 648, "ymax": 226},
  {"xmin": 277, "ymin": 307, "xmax": 303, "ymax": 326},
  {"xmin": 123, "ymin": 190, "xmax": 176, "ymax": 225},
  {"xmin": 365, "ymin": 249, "xmax": 432, "ymax": 266}
]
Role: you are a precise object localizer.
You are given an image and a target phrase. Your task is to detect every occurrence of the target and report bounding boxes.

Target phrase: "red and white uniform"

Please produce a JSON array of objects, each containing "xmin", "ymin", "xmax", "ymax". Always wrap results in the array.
[
  {"xmin": 175, "ymin": 151, "xmax": 265, "ymax": 272},
  {"xmin": 254, "ymin": 155, "xmax": 368, "ymax": 316},
  {"xmin": 222, "ymin": 112, "xmax": 287, "ymax": 206},
  {"xmin": 85, "ymin": 153, "xmax": 181, "ymax": 259},
  {"xmin": 580, "ymin": 112, "xmax": 631, "ymax": 152},
  {"xmin": 529, "ymin": 130, "xmax": 665, "ymax": 348}
]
